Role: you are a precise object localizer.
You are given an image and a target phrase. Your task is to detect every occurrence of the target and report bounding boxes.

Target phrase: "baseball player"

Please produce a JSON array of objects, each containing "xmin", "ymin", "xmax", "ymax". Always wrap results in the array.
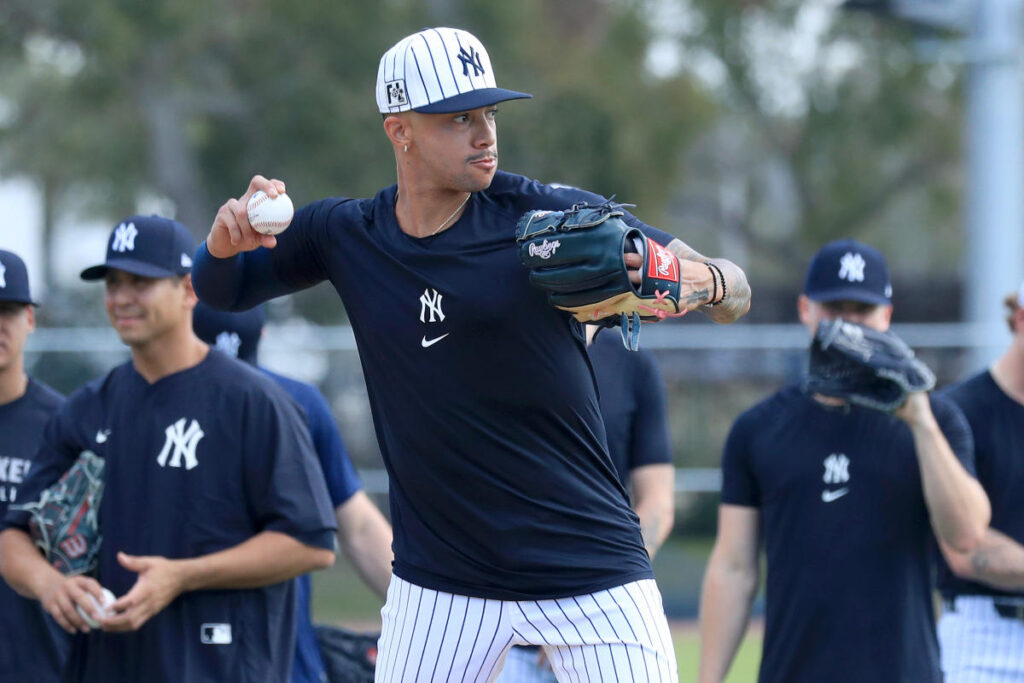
[
  {"xmin": 934, "ymin": 281, "xmax": 1024, "ymax": 681},
  {"xmin": 0, "ymin": 216, "xmax": 338, "ymax": 683},
  {"xmin": 500, "ymin": 324, "xmax": 676, "ymax": 682},
  {"xmin": 191, "ymin": 301, "xmax": 394, "ymax": 683},
  {"xmin": 0, "ymin": 250, "xmax": 70, "ymax": 682},
  {"xmin": 697, "ymin": 239, "xmax": 990, "ymax": 683},
  {"xmin": 192, "ymin": 26, "xmax": 751, "ymax": 681}
]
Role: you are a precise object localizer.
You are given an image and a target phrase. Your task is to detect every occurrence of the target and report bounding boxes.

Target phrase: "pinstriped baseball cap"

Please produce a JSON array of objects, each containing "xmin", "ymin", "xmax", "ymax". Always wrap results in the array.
[{"xmin": 376, "ymin": 27, "xmax": 532, "ymax": 114}]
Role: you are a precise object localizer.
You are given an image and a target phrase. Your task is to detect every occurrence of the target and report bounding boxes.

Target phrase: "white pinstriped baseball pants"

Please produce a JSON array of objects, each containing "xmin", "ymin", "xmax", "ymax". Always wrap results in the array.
[
  {"xmin": 939, "ymin": 596, "xmax": 1024, "ymax": 682},
  {"xmin": 374, "ymin": 576, "xmax": 678, "ymax": 683}
]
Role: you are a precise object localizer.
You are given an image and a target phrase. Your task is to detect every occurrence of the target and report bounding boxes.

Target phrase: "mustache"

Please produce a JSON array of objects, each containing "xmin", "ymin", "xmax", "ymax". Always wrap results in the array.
[{"xmin": 467, "ymin": 152, "xmax": 497, "ymax": 163}]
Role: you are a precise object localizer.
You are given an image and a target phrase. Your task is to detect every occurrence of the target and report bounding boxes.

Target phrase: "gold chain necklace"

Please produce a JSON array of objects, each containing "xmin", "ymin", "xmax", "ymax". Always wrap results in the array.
[{"xmin": 395, "ymin": 190, "xmax": 472, "ymax": 236}]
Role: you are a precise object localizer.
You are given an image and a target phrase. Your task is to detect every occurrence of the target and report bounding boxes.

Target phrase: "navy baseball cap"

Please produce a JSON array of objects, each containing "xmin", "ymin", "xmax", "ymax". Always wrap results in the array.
[
  {"xmin": 191, "ymin": 301, "xmax": 265, "ymax": 365},
  {"xmin": 81, "ymin": 215, "xmax": 196, "ymax": 281},
  {"xmin": 376, "ymin": 27, "xmax": 532, "ymax": 114},
  {"xmin": 804, "ymin": 238, "xmax": 893, "ymax": 306},
  {"xmin": 0, "ymin": 250, "xmax": 38, "ymax": 305}
]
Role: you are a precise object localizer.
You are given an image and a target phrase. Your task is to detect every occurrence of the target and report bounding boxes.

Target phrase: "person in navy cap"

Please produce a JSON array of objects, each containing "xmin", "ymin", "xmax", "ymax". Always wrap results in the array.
[
  {"xmin": 0, "ymin": 216, "xmax": 338, "ymax": 683},
  {"xmin": 0, "ymin": 249, "xmax": 70, "ymax": 682},
  {"xmin": 935, "ymin": 281, "xmax": 1024, "ymax": 681},
  {"xmin": 698, "ymin": 238, "xmax": 990, "ymax": 683},
  {"xmin": 191, "ymin": 26, "xmax": 753, "ymax": 681},
  {"xmin": 192, "ymin": 301, "xmax": 394, "ymax": 683}
]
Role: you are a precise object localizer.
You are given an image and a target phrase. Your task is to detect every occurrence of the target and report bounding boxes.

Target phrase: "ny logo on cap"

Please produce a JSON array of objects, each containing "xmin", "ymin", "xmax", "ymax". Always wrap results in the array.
[
  {"xmin": 838, "ymin": 252, "xmax": 866, "ymax": 283},
  {"xmin": 111, "ymin": 222, "xmax": 139, "ymax": 253},
  {"xmin": 215, "ymin": 331, "xmax": 242, "ymax": 358},
  {"xmin": 0, "ymin": 261, "xmax": 6, "ymax": 288},
  {"xmin": 386, "ymin": 80, "xmax": 408, "ymax": 106},
  {"xmin": 457, "ymin": 46, "xmax": 485, "ymax": 77}
]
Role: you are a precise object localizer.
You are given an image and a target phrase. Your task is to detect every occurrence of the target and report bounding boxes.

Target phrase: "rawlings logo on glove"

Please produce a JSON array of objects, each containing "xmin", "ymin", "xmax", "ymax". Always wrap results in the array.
[{"xmin": 516, "ymin": 202, "xmax": 686, "ymax": 350}]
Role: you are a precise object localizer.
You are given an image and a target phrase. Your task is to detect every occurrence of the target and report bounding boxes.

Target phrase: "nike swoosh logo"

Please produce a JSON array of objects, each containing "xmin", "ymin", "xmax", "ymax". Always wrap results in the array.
[
  {"xmin": 96, "ymin": 430, "xmax": 111, "ymax": 443},
  {"xmin": 821, "ymin": 488, "xmax": 849, "ymax": 503},
  {"xmin": 421, "ymin": 333, "xmax": 450, "ymax": 348}
]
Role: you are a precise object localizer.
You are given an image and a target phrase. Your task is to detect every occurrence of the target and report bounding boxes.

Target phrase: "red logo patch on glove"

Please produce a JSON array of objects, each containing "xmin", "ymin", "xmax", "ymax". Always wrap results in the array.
[{"xmin": 646, "ymin": 238, "xmax": 679, "ymax": 282}]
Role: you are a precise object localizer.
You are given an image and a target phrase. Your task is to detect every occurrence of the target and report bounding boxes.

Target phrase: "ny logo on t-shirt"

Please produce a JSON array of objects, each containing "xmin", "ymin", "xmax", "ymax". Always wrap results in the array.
[
  {"xmin": 823, "ymin": 453, "xmax": 850, "ymax": 484},
  {"xmin": 156, "ymin": 418, "xmax": 205, "ymax": 470},
  {"xmin": 420, "ymin": 288, "xmax": 446, "ymax": 323}
]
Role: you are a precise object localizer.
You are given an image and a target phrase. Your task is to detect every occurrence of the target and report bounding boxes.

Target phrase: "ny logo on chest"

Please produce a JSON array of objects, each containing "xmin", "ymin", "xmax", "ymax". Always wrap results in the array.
[
  {"xmin": 821, "ymin": 453, "xmax": 851, "ymax": 503},
  {"xmin": 419, "ymin": 288, "xmax": 451, "ymax": 348},
  {"xmin": 156, "ymin": 418, "xmax": 205, "ymax": 470}
]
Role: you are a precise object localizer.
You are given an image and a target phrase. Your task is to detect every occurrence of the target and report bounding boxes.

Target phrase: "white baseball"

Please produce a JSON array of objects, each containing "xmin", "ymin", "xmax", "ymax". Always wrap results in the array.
[
  {"xmin": 246, "ymin": 190, "xmax": 294, "ymax": 236},
  {"xmin": 77, "ymin": 587, "xmax": 116, "ymax": 628}
]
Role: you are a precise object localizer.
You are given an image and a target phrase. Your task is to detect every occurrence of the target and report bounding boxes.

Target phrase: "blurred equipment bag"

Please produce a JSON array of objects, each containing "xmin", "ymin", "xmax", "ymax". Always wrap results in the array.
[
  {"xmin": 12, "ymin": 450, "xmax": 104, "ymax": 576},
  {"xmin": 805, "ymin": 319, "xmax": 936, "ymax": 412},
  {"xmin": 516, "ymin": 202, "xmax": 684, "ymax": 350},
  {"xmin": 315, "ymin": 624, "xmax": 379, "ymax": 683}
]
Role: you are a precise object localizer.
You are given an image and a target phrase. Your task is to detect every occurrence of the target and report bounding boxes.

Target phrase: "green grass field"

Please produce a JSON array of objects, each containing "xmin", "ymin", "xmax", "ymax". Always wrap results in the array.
[{"xmin": 312, "ymin": 557, "xmax": 764, "ymax": 682}]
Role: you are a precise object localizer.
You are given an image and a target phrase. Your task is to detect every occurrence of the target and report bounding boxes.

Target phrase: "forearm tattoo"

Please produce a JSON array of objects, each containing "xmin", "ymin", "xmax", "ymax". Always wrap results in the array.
[{"xmin": 667, "ymin": 240, "xmax": 751, "ymax": 323}]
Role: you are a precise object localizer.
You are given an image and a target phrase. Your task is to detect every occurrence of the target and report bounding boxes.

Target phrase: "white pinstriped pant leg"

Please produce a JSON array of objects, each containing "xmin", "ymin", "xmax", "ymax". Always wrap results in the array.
[
  {"xmin": 939, "ymin": 597, "xmax": 1024, "ymax": 683},
  {"xmin": 511, "ymin": 579, "xmax": 677, "ymax": 683},
  {"xmin": 376, "ymin": 577, "xmax": 516, "ymax": 683},
  {"xmin": 376, "ymin": 576, "xmax": 677, "ymax": 683}
]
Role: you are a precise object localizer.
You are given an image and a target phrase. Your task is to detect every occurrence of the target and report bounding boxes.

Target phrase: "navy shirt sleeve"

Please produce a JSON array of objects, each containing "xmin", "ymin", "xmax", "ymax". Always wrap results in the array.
[
  {"xmin": 628, "ymin": 349, "xmax": 673, "ymax": 470},
  {"xmin": 720, "ymin": 409, "xmax": 761, "ymax": 508},
  {"xmin": 192, "ymin": 197, "xmax": 357, "ymax": 311},
  {"xmin": 930, "ymin": 394, "xmax": 976, "ymax": 477},
  {"xmin": 304, "ymin": 390, "xmax": 362, "ymax": 508},
  {"xmin": 242, "ymin": 385, "xmax": 338, "ymax": 550}
]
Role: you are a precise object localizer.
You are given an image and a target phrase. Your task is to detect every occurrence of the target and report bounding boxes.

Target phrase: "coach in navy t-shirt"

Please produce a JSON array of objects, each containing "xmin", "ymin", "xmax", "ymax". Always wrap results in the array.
[
  {"xmin": 193, "ymin": 302, "xmax": 394, "ymax": 683},
  {"xmin": 935, "ymin": 283, "xmax": 1024, "ymax": 681},
  {"xmin": 0, "ymin": 217, "xmax": 337, "ymax": 683},
  {"xmin": 0, "ymin": 250, "xmax": 69, "ymax": 683},
  {"xmin": 192, "ymin": 25, "xmax": 752, "ymax": 682},
  {"xmin": 697, "ymin": 239, "xmax": 990, "ymax": 683}
]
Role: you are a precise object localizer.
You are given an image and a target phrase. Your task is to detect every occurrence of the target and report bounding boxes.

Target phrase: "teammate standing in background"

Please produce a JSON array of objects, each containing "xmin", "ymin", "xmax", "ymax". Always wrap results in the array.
[
  {"xmin": 193, "ymin": 26, "xmax": 750, "ymax": 681},
  {"xmin": 0, "ymin": 216, "xmax": 337, "ymax": 683},
  {"xmin": 500, "ymin": 323, "xmax": 676, "ymax": 682},
  {"xmin": 935, "ymin": 281, "xmax": 1024, "ymax": 681},
  {"xmin": 0, "ymin": 250, "xmax": 69, "ymax": 682},
  {"xmin": 191, "ymin": 301, "xmax": 394, "ymax": 683},
  {"xmin": 697, "ymin": 239, "xmax": 990, "ymax": 683}
]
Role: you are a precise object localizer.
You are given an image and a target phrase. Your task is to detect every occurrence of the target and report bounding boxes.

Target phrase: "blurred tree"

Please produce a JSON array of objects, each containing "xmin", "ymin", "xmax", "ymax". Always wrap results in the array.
[
  {"xmin": 654, "ymin": 0, "xmax": 963, "ymax": 314},
  {"xmin": 0, "ymin": 0, "xmax": 715, "ymax": 319}
]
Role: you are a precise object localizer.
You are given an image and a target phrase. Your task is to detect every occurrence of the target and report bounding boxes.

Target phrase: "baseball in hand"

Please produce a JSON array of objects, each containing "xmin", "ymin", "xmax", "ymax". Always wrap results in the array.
[
  {"xmin": 246, "ymin": 190, "xmax": 294, "ymax": 236},
  {"xmin": 77, "ymin": 587, "xmax": 116, "ymax": 628}
]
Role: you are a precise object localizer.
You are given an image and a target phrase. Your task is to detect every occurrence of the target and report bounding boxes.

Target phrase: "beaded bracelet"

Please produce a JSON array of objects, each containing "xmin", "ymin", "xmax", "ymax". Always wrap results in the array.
[
  {"xmin": 704, "ymin": 263, "xmax": 718, "ymax": 307},
  {"xmin": 705, "ymin": 262, "xmax": 727, "ymax": 306}
]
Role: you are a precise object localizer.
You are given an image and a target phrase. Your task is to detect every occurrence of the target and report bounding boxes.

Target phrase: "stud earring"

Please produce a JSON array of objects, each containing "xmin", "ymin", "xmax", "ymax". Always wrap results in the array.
[{"xmin": 403, "ymin": 145, "xmax": 409, "ymax": 153}]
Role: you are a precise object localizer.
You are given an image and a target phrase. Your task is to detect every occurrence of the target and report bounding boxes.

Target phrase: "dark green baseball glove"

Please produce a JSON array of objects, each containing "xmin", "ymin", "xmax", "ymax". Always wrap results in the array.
[{"xmin": 516, "ymin": 202, "xmax": 685, "ymax": 350}]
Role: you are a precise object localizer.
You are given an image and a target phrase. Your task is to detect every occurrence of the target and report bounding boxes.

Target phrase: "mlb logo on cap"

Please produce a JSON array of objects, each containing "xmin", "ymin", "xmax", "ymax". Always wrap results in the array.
[
  {"xmin": 376, "ymin": 27, "xmax": 532, "ymax": 114},
  {"xmin": 804, "ymin": 238, "xmax": 893, "ymax": 306}
]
